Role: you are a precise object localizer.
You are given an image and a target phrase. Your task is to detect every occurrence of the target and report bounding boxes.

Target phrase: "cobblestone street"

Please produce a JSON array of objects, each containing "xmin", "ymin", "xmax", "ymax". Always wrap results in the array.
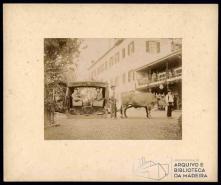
[{"xmin": 45, "ymin": 109, "xmax": 182, "ymax": 140}]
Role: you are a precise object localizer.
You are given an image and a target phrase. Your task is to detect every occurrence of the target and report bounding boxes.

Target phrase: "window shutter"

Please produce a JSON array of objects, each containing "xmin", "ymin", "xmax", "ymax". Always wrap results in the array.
[
  {"xmin": 116, "ymin": 53, "xmax": 119, "ymax": 63},
  {"xmin": 122, "ymin": 48, "xmax": 125, "ymax": 58},
  {"xmin": 128, "ymin": 71, "xmax": 131, "ymax": 82},
  {"xmin": 105, "ymin": 61, "xmax": 108, "ymax": 70},
  {"xmin": 157, "ymin": 42, "xmax": 160, "ymax": 53},
  {"xmin": 122, "ymin": 73, "xmax": 126, "ymax": 84},
  {"xmin": 146, "ymin": 41, "xmax": 150, "ymax": 52},
  {"xmin": 109, "ymin": 59, "xmax": 111, "ymax": 68},
  {"xmin": 115, "ymin": 55, "xmax": 116, "ymax": 64},
  {"xmin": 132, "ymin": 42, "xmax": 135, "ymax": 53}
]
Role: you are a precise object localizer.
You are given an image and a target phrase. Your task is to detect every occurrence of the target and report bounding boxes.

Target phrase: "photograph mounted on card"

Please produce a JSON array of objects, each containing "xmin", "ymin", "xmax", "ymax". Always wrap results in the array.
[
  {"xmin": 44, "ymin": 38, "xmax": 182, "ymax": 140},
  {"xmin": 3, "ymin": 4, "xmax": 218, "ymax": 182}
]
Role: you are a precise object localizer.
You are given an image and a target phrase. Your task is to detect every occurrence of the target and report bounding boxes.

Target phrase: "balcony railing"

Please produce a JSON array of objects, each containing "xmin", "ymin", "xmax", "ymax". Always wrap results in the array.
[
  {"xmin": 136, "ymin": 67, "xmax": 182, "ymax": 87},
  {"xmin": 137, "ymin": 77, "xmax": 150, "ymax": 86}
]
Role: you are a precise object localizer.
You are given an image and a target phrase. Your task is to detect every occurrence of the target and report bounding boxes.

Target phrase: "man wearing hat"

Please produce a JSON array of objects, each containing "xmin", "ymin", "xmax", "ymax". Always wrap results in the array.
[{"xmin": 165, "ymin": 89, "xmax": 174, "ymax": 117}]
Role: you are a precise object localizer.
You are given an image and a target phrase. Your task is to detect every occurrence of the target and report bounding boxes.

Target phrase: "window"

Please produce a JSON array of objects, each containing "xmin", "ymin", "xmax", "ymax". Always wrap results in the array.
[
  {"xmin": 171, "ymin": 39, "xmax": 182, "ymax": 51},
  {"xmin": 122, "ymin": 48, "xmax": 126, "ymax": 58},
  {"xmin": 115, "ymin": 52, "xmax": 120, "ymax": 64},
  {"xmin": 128, "ymin": 41, "xmax": 135, "ymax": 56},
  {"xmin": 109, "ymin": 57, "xmax": 113, "ymax": 68},
  {"xmin": 131, "ymin": 41, "xmax": 135, "ymax": 53},
  {"xmin": 112, "ymin": 57, "xmax": 114, "ymax": 66},
  {"xmin": 110, "ymin": 57, "xmax": 114, "ymax": 67},
  {"xmin": 105, "ymin": 61, "xmax": 108, "ymax": 70},
  {"xmin": 100, "ymin": 65, "xmax": 102, "ymax": 73},
  {"xmin": 110, "ymin": 79, "xmax": 114, "ymax": 86},
  {"xmin": 115, "ymin": 76, "xmax": 119, "ymax": 86},
  {"xmin": 128, "ymin": 71, "xmax": 131, "ymax": 82},
  {"xmin": 146, "ymin": 41, "xmax": 160, "ymax": 53},
  {"xmin": 122, "ymin": 73, "xmax": 126, "ymax": 84},
  {"xmin": 102, "ymin": 64, "xmax": 105, "ymax": 72},
  {"xmin": 128, "ymin": 70, "xmax": 134, "ymax": 82}
]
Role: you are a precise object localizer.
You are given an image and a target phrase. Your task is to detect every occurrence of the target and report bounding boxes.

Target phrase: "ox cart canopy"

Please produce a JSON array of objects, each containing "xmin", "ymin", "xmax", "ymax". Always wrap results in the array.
[{"xmin": 65, "ymin": 81, "xmax": 109, "ymax": 117}]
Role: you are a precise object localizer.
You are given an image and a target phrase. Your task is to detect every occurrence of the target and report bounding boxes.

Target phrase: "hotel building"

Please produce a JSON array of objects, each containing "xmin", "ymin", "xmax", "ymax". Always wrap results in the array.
[{"xmin": 88, "ymin": 38, "xmax": 182, "ymax": 109}]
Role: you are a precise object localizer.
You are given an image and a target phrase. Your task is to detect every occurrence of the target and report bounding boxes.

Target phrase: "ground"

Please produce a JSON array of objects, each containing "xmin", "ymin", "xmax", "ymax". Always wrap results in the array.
[{"xmin": 44, "ymin": 108, "xmax": 182, "ymax": 140}]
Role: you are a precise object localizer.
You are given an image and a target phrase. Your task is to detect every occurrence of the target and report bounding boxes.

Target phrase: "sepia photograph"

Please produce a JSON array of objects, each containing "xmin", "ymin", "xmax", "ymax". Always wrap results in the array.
[
  {"xmin": 44, "ymin": 38, "xmax": 182, "ymax": 140},
  {"xmin": 4, "ymin": 4, "xmax": 217, "ymax": 181}
]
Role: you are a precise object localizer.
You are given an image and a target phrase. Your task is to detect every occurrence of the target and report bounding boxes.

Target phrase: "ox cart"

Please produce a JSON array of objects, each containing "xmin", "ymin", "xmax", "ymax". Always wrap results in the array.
[{"xmin": 65, "ymin": 81, "xmax": 109, "ymax": 118}]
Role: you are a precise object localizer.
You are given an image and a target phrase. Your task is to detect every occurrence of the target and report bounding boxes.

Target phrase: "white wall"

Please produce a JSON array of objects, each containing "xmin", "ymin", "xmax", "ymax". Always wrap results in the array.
[{"xmin": 88, "ymin": 38, "xmax": 176, "ymax": 102}]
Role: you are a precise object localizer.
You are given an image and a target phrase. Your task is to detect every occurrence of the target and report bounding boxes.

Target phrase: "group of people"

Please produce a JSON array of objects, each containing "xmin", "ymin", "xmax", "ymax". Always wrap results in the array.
[
  {"xmin": 151, "ymin": 70, "xmax": 174, "ymax": 82},
  {"xmin": 71, "ymin": 87, "xmax": 103, "ymax": 106}
]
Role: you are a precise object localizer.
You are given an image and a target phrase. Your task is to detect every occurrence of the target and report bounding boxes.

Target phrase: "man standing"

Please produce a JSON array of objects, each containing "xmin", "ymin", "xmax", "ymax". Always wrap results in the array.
[
  {"xmin": 110, "ymin": 96, "xmax": 117, "ymax": 118},
  {"xmin": 46, "ymin": 95, "xmax": 55, "ymax": 125},
  {"xmin": 165, "ymin": 90, "xmax": 174, "ymax": 117},
  {"xmin": 110, "ymin": 85, "xmax": 117, "ymax": 118}
]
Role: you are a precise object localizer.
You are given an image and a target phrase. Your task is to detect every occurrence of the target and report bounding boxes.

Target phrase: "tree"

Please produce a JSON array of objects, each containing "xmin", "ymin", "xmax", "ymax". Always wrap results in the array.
[{"xmin": 44, "ymin": 38, "xmax": 83, "ymax": 115}]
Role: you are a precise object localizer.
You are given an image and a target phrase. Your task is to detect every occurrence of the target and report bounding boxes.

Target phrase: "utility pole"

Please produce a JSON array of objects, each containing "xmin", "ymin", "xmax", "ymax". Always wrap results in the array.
[{"xmin": 166, "ymin": 61, "xmax": 169, "ymax": 91}]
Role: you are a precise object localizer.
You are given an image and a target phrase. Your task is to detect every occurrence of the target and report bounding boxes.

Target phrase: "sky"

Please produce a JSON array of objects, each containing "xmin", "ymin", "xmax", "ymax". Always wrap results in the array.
[{"xmin": 77, "ymin": 38, "xmax": 112, "ymax": 80}]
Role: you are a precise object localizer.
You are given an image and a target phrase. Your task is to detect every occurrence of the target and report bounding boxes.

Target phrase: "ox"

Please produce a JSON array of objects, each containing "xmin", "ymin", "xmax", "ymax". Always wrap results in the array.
[{"xmin": 120, "ymin": 91, "xmax": 158, "ymax": 118}]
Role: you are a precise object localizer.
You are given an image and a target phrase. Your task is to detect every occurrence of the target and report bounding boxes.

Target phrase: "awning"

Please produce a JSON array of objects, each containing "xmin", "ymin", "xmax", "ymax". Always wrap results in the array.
[{"xmin": 135, "ymin": 49, "xmax": 182, "ymax": 72}]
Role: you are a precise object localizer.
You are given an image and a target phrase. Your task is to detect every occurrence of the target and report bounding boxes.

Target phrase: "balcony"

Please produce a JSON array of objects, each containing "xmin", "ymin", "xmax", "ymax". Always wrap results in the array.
[
  {"xmin": 137, "ymin": 77, "xmax": 150, "ymax": 86},
  {"xmin": 136, "ymin": 67, "xmax": 182, "ymax": 89},
  {"xmin": 171, "ymin": 39, "xmax": 182, "ymax": 52}
]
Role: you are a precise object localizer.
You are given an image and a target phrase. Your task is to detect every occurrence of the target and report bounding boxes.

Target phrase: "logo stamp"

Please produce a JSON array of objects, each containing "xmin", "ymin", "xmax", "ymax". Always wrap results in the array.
[{"xmin": 133, "ymin": 157, "xmax": 169, "ymax": 180}]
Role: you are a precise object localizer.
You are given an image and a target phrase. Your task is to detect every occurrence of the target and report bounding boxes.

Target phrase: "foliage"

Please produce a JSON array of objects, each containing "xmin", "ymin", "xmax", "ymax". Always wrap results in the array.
[
  {"xmin": 44, "ymin": 38, "xmax": 81, "ymax": 64},
  {"xmin": 44, "ymin": 38, "xmax": 83, "ymax": 105}
]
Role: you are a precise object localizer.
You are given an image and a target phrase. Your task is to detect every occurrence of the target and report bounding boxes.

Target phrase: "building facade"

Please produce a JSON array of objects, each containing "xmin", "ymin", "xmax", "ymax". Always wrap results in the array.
[{"xmin": 88, "ymin": 38, "xmax": 182, "ymax": 109}]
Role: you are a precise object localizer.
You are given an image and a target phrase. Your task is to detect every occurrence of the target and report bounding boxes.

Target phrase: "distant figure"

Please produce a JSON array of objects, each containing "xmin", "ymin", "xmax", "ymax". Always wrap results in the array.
[
  {"xmin": 168, "ymin": 71, "xmax": 173, "ymax": 78},
  {"xmin": 152, "ymin": 72, "xmax": 157, "ymax": 82},
  {"xmin": 95, "ymin": 88, "xmax": 103, "ymax": 101},
  {"xmin": 165, "ymin": 90, "xmax": 174, "ymax": 117},
  {"xmin": 71, "ymin": 88, "xmax": 82, "ymax": 104},
  {"xmin": 161, "ymin": 93, "xmax": 165, "ymax": 98},
  {"xmin": 156, "ymin": 93, "xmax": 161, "ymax": 108},
  {"xmin": 158, "ymin": 94, "xmax": 166, "ymax": 110}
]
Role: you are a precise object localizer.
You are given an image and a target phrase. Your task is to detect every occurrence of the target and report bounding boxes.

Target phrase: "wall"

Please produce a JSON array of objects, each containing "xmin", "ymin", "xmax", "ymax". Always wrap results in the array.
[{"xmin": 88, "ymin": 38, "xmax": 176, "ymax": 103}]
